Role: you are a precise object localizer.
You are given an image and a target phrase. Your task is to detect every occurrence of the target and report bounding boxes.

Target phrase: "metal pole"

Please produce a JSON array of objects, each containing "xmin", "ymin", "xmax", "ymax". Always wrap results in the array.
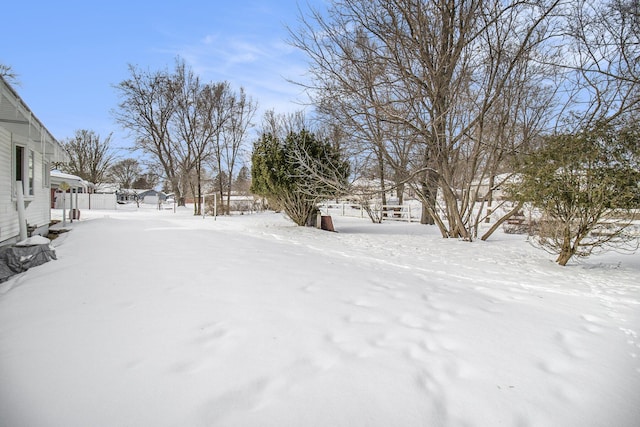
[
  {"xmin": 62, "ymin": 191, "xmax": 66, "ymax": 227},
  {"xmin": 70, "ymin": 188, "xmax": 74, "ymax": 223}
]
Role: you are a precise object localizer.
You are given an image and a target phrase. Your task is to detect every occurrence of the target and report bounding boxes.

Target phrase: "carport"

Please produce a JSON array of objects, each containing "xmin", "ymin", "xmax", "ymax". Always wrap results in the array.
[{"xmin": 50, "ymin": 170, "xmax": 91, "ymax": 224}]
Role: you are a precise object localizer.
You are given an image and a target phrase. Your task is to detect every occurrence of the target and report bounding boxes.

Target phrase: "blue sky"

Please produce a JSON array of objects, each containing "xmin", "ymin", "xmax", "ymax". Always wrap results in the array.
[{"xmin": 2, "ymin": 1, "xmax": 324, "ymax": 153}]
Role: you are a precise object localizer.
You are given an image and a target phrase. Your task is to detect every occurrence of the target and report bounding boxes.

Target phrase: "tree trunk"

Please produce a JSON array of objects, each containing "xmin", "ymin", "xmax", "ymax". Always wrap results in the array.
[
  {"xmin": 481, "ymin": 201, "xmax": 524, "ymax": 241},
  {"xmin": 196, "ymin": 160, "xmax": 203, "ymax": 215},
  {"xmin": 378, "ymin": 152, "xmax": 387, "ymax": 207},
  {"xmin": 190, "ymin": 181, "xmax": 198, "ymax": 215},
  {"xmin": 556, "ymin": 248, "xmax": 574, "ymax": 266},
  {"xmin": 556, "ymin": 226, "xmax": 576, "ymax": 266},
  {"xmin": 441, "ymin": 183, "xmax": 470, "ymax": 240},
  {"xmin": 197, "ymin": 180, "xmax": 202, "ymax": 216},
  {"xmin": 171, "ymin": 178, "xmax": 184, "ymax": 207},
  {"xmin": 420, "ymin": 169, "xmax": 437, "ymax": 225},
  {"xmin": 485, "ymin": 174, "xmax": 495, "ymax": 223},
  {"xmin": 397, "ymin": 182, "xmax": 405, "ymax": 205}
]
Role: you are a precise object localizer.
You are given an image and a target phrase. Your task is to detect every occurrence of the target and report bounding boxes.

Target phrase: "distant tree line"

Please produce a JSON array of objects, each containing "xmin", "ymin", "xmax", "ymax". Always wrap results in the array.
[
  {"xmin": 59, "ymin": 130, "xmax": 116, "ymax": 184},
  {"xmin": 113, "ymin": 58, "xmax": 257, "ymax": 215},
  {"xmin": 57, "ymin": 130, "xmax": 159, "ymax": 191},
  {"xmin": 283, "ymin": 0, "xmax": 640, "ymax": 265},
  {"xmin": 16, "ymin": 0, "xmax": 638, "ymax": 266}
]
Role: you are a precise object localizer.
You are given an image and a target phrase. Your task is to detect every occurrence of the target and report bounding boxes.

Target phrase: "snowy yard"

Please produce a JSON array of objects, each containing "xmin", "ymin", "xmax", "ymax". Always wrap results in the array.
[{"xmin": 1, "ymin": 206, "xmax": 639, "ymax": 427}]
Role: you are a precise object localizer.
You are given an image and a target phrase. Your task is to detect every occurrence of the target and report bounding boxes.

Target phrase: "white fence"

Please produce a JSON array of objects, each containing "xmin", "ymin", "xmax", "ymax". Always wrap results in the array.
[
  {"xmin": 54, "ymin": 193, "xmax": 117, "ymax": 210},
  {"xmin": 319, "ymin": 202, "xmax": 421, "ymax": 222}
]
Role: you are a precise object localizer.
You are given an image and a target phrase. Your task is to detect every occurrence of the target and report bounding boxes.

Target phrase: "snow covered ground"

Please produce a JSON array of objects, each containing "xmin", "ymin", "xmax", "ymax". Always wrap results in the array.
[{"xmin": 1, "ymin": 205, "xmax": 639, "ymax": 427}]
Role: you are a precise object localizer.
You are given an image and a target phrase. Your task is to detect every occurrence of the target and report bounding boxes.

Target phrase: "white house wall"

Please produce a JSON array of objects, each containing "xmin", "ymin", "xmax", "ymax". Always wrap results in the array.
[
  {"xmin": 24, "ymin": 139, "xmax": 51, "ymax": 235},
  {"xmin": 1, "ymin": 76, "xmax": 66, "ymax": 245},
  {"xmin": 0, "ymin": 127, "xmax": 12, "ymax": 243},
  {"xmin": 0, "ymin": 128, "xmax": 53, "ymax": 245}
]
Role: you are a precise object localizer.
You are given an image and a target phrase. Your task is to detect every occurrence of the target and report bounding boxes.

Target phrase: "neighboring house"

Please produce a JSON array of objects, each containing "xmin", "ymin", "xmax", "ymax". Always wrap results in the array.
[
  {"xmin": 137, "ymin": 189, "xmax": 167, "ymax": 205},
  {"xmin": 224, "ymin": 194, "xmax": 258, "ymax": 213},
  {"xmin": 0, "ymin": 75, "xmax": 66, "ymax": 246},
  {"xmin": 94, "ymin": 182, "xmax": 119, "ymax": 194},
  {"xmin": 458, "ymin": 173, "xmax": 516, "ymax": 202},
  {"xmin": 115, "ymin": 188, "xmax": 143, "ymax": 203},
  {"xmin": 111, "ymin": 188, "xmax": 143, "ymax": 203},
  {"xmin": 112, "ymin": 188, "xmax": 167, "ymax": 205}
]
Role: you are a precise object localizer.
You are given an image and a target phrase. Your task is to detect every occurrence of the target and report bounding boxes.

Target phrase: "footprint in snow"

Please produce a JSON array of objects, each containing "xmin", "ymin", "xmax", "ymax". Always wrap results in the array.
[{"xmin": 194, "ymin": 322, "xmax": 232, "ymax": 348}]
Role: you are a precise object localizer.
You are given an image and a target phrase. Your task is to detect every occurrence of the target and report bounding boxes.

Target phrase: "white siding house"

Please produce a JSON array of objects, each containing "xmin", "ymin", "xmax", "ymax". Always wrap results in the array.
[{"xmin": 0, "ymin": 75, "xmax": 66, "ymax": 246}]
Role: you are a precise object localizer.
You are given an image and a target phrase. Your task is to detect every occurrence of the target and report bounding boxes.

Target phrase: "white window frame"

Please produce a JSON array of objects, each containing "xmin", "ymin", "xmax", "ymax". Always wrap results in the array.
[
  {"xmin": 12, "ymin": 143, "xmax": 35, "ymax": 200},
  {"xmin": 28, "ymin": 148, "xmax": 35, "ymax": 196}
]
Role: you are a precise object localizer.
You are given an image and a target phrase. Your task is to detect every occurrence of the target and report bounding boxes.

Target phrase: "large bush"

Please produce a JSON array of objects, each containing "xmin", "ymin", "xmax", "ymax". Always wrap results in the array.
[
  {"xmin": 509, "ymin": 122, "xmax": 640, "ymax": 265},
  {"xmin": 251, "ymin": 130, "xmax": 350, "ymax": 226}
]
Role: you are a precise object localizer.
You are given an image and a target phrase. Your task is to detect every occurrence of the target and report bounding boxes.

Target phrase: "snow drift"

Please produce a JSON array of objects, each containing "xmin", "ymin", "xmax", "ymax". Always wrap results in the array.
[{"xmin": 0, "ymin": 206, "xmax": 638, "ymax": 426}]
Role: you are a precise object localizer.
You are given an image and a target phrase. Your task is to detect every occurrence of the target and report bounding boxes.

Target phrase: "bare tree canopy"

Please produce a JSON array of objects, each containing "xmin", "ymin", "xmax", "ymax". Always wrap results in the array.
[
  {"xmin": 558, "ymin": 0, "xmax": 640, "ymax": 129},
  {"xmin": 114, "ymin": 59, "xmax": 256, "ymax": 213},
  {"xmin": 0, "ymin": 64, "xmax": 19, "ymax": 85},
  {"xmin": 113, "ymin": 63, "xmax": 183, "ymax": 202},
  {"xmin": 109, "ymin": 158, "xmax": 142, "ymax": 189},
  {"xmin": 61, "ymin": 129, "xmax": 116, "ymax": 184},
  {"xmin": 290, "ymin": 0, "xmax": 640, "ymax": 242},
  {"xmin": 208, "ymin": 85, "xmax": 257, "ymax": 215}
]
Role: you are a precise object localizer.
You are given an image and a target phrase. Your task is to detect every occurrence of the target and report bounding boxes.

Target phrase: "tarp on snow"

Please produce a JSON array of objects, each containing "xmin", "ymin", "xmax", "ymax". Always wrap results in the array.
[{"xmin": 0, "ymin": 239, "xmax": 57, "ymax": 282}]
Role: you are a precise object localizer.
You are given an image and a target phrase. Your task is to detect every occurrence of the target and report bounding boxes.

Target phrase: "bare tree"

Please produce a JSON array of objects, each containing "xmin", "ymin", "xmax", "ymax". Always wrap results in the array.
[
  {"xmin": 292, "ymin": 0, "xmax": 562, "ymax": 240},
  {"xmin": 555, "ymin": 0, "xmax": 640, "ymax": 130},
  {"xmin": 203, "ymin": 82, "xmax": 234, "ymax": 214},
  {"xmin": 291, "ymin": 21, "xmax": 418, "ymax": 220},
  {"xmin": 172, "ymin": 60, "xmax": 202, "ymax": 213},
  {"xmin": 114, "ymin": 64, "xmax": 184, "ymax": 203},
  {"xmin": 109, "ymin": 158, "xmax": 142, "ymax": 189},
  {"xmin": 115, "ymin": 60, "xmax": 258, "ymax": 213},
  {"xmin": 220, "ymin": 87, "xmax": 257, "ymax": 214},
  {"xmin": 132, "ymin": 171, "xmax": 160, "ymax": 190},
  {"xmin": 0, "ymin": 64, "xmax": 19, "ymax": 85},
  {"xmin": 62, "ymin": 129, "xmax": 117, "ymax": 184},
  {"xmin": 233, "ymin": 165, "xmax": 251, "ymax": 195},
  {"xmin": 172, "ymin": 61, "xmax": 235, "ymax": 215}
]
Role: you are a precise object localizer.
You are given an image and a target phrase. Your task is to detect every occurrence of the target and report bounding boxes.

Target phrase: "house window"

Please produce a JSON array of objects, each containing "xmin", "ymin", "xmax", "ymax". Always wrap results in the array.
[
  {"xmin": 13, "ymin": 145, "xmax": 34, "ymax": 197},
  {"xmin": 28, "ymin": 150, "xmax": 35, "ymax": 195},
  {"xmin": 15, "ymin": 145, "xmax": 24, "ymax": 183}
]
